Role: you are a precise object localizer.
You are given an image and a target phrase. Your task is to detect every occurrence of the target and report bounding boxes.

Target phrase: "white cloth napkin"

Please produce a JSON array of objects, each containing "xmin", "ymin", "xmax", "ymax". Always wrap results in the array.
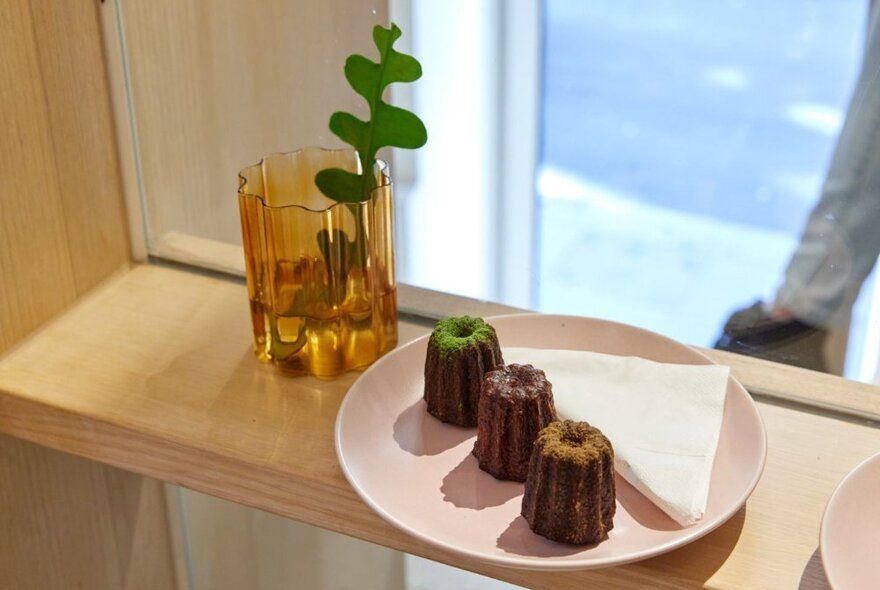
[{"xmin": 505, "ymin": 347, "xmax": 729, "ymax": 527}]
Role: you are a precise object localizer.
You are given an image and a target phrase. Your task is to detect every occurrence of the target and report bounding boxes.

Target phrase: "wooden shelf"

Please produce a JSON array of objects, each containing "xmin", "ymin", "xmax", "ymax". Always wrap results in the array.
[{"xmin": 1, "ymin": 264, "xmax": 879, "ymax": 589}]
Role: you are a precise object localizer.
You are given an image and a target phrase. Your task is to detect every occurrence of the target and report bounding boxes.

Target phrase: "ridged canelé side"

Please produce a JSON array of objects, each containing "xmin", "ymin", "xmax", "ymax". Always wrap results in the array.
[
  {"xmin": 423, "ymin": 317, "xmax": 503, "ymax": 427},
  {"xmin": 472, "ymin": 364, "xmax": 557, "ymax": 481},
  {"xmin": 521, "ymin": 420, "xmax": 616, "ymax": 545}
]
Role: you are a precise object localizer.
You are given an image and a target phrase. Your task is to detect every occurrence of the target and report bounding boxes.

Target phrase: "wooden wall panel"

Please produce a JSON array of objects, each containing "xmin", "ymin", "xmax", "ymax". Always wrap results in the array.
[
  {"xmin": 0, "ymin": 2, "xmax": 173, "ymax": 589},
  {"xmin": 0, "ymin": 0, "xmax": 130, "ymax": 354},
  {"xmin": 0, "ymin": 434, "xmax": 177, "ymax": 590},
  {"xmin": 0, "ymin": 0, "xmax": 79, "ymax": 352},
  {"xmin": 28, "ymin": 0, "xmax": 131, "ymax": 294}
]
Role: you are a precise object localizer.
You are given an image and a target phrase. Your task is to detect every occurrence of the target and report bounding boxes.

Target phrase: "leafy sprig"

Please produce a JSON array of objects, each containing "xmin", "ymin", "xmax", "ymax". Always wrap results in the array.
[{"xmin": 315, "ymin": 23, "xmax": 427, "ymax": 202}]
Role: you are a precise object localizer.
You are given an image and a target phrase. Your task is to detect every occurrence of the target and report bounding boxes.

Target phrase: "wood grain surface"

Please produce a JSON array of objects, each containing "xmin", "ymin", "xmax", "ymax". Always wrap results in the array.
[
  {"xmin": 1, "ymin": 264, "xmax": 878, "ymax": 589},
  {"xmin": 0, "ymin": 433, "xmax": 177, "ymax": 590},
  {"xmin": 0, "ymin": 0, "xmax": 129, "ymax": 354},
  {"xmin": 0, "ymin": 3, "xmax": 167, "ymax": 589}
]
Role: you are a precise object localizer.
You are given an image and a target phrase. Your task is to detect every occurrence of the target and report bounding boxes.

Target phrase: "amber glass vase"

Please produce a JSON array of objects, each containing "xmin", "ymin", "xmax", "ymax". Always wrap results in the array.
[{"xmin": 238, "ymin": 147, "xmax": 397, "ymax": 378}]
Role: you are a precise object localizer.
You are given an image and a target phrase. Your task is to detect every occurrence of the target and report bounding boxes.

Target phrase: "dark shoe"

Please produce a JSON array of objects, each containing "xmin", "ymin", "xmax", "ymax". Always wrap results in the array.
[{"xmin": 714, "ymin": 301, "xmax": 829, "ymax": 372}]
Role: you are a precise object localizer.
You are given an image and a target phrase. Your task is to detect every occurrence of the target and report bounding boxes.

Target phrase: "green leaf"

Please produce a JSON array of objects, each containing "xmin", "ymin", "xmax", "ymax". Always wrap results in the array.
[
  {"xmin": 373, "ymin": 24, "xmax": 422, "ymax": 86},
  {"xmin": 344, "ymin": 55, "xmax": 381, "ymax": 110},
  {"xmin": 328, "ymin": 111, "xmax": 370, "ymax": 156},
  {"xmin": 373, "ymin": 105, "xmax": 427, "ymax": 150},
  {"xmin": 316, "ymin": 22, "xmax": 427, "ymax": 203},
  {"xmin": 314, "ymin": 168, "xmax": 364, "ymax": 204},
  {"xmin": 315, "ymin": 228, "xmax": 353, "ymax": 303}
]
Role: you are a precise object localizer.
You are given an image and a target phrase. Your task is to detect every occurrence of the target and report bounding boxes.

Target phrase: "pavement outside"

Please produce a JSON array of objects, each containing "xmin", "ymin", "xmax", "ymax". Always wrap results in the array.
[{"xmin": 536, "ymin": 0, "xmax": 875, "ymax": 377}]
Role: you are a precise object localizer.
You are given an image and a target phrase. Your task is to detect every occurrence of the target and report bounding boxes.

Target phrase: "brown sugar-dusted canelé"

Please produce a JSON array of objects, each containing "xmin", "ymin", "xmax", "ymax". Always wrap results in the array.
[
  {"xmin": 423, "ymin": 316, "xmax": 504, "ymax": 427},
  {"xmin": 521, "ymin": 420, "xmax": 616, "ymax": 545},
  {"xmin": 472, "ymin": 364, "xmax": 557, "ymax": 481}
]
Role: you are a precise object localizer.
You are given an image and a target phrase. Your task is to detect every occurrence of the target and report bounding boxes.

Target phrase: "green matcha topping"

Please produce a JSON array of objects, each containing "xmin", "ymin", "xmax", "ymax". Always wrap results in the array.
[
  {"xmin": 430, "ymin": 315, "xmax": 496, "ymax": 358},
  {"xmin": 538, "ymin": 420, "xmax": 613, "ymax": 464}
]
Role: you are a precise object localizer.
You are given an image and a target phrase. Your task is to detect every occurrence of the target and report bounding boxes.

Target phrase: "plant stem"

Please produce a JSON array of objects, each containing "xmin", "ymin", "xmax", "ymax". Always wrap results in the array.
[{"xmin": 359, "ymin": 30, "xmax": 397, "ymax": 200}]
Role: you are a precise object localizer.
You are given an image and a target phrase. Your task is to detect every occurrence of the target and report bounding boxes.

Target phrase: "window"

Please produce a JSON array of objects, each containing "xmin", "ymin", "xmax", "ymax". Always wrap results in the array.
[
  {"xmin": 108, "ymin": 1, "xmax": 878, "ymax": 375},
  {"xmin": 534, "ymin": 0, "xmax": 876, "ymax": 379}
]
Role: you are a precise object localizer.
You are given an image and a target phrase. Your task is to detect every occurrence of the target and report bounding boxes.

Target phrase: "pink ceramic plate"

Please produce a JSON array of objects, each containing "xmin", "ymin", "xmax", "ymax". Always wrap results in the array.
[
  {"xmin": 335, "ymin": 314, "xmax": 767, "ymax": 570},
  {"xmin": 821, "ymin": 452, "xmax": 880, "ymax": 589}
]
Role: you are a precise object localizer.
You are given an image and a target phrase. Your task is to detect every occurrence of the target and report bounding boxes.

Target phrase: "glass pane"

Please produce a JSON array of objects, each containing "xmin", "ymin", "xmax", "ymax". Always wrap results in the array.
[
  {"xmin": 537, "ymin": 0, "xmax": 878, "ymax": 378},
  {"xmin": 173, "ymin": 486, "xmax": 522, "ymax": 590},
  {"xmin": 117, "ymin": 0, "xmax": 391, "ymax": 270}
]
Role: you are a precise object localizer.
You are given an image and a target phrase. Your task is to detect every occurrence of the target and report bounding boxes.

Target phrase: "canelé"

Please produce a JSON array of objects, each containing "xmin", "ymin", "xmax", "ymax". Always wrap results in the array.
[
  {"xmin": 521, "ymin": 420, "xmax": 616, "ymax": 545},
  {"xmin": 473, "ymin": 363, "xmax": 557, "ymax": 481},
  {"xmin": 423, "ymin": 316, "xmax": 504, "ymax": 427}
]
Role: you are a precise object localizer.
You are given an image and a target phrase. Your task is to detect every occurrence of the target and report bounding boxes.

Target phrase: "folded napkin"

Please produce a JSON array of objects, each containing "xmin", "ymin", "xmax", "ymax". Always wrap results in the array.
[{"xmin": 505, "ymin": 347, "xmax": 729, "ymax": 527}]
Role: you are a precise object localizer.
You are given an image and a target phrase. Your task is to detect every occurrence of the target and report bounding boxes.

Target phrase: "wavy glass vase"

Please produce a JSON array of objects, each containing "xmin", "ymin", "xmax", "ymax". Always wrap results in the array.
[{"xmin": 238, "ymin": 147, "xmax": 397, "ymax": 378}]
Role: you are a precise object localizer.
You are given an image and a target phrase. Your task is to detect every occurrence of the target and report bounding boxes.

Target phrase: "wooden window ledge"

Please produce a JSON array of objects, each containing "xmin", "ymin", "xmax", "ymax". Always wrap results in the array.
[{"xmin": 1, "ymin": 263, "xmax": 879, "ymax": 589}]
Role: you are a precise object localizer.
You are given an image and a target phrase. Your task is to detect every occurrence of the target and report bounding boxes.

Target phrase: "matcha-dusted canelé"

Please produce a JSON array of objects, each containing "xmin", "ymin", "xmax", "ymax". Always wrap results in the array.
[
  {"xmin": 521, "ymin": 420, "xmax": 616, "ymax": 545},
  {"xmin": 423, "ymin": 316, "xmax": 504, "ymax": 427},
  {"xmin": 473, "ymin": 364, "xmax": 557, "ymax": 481}
]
